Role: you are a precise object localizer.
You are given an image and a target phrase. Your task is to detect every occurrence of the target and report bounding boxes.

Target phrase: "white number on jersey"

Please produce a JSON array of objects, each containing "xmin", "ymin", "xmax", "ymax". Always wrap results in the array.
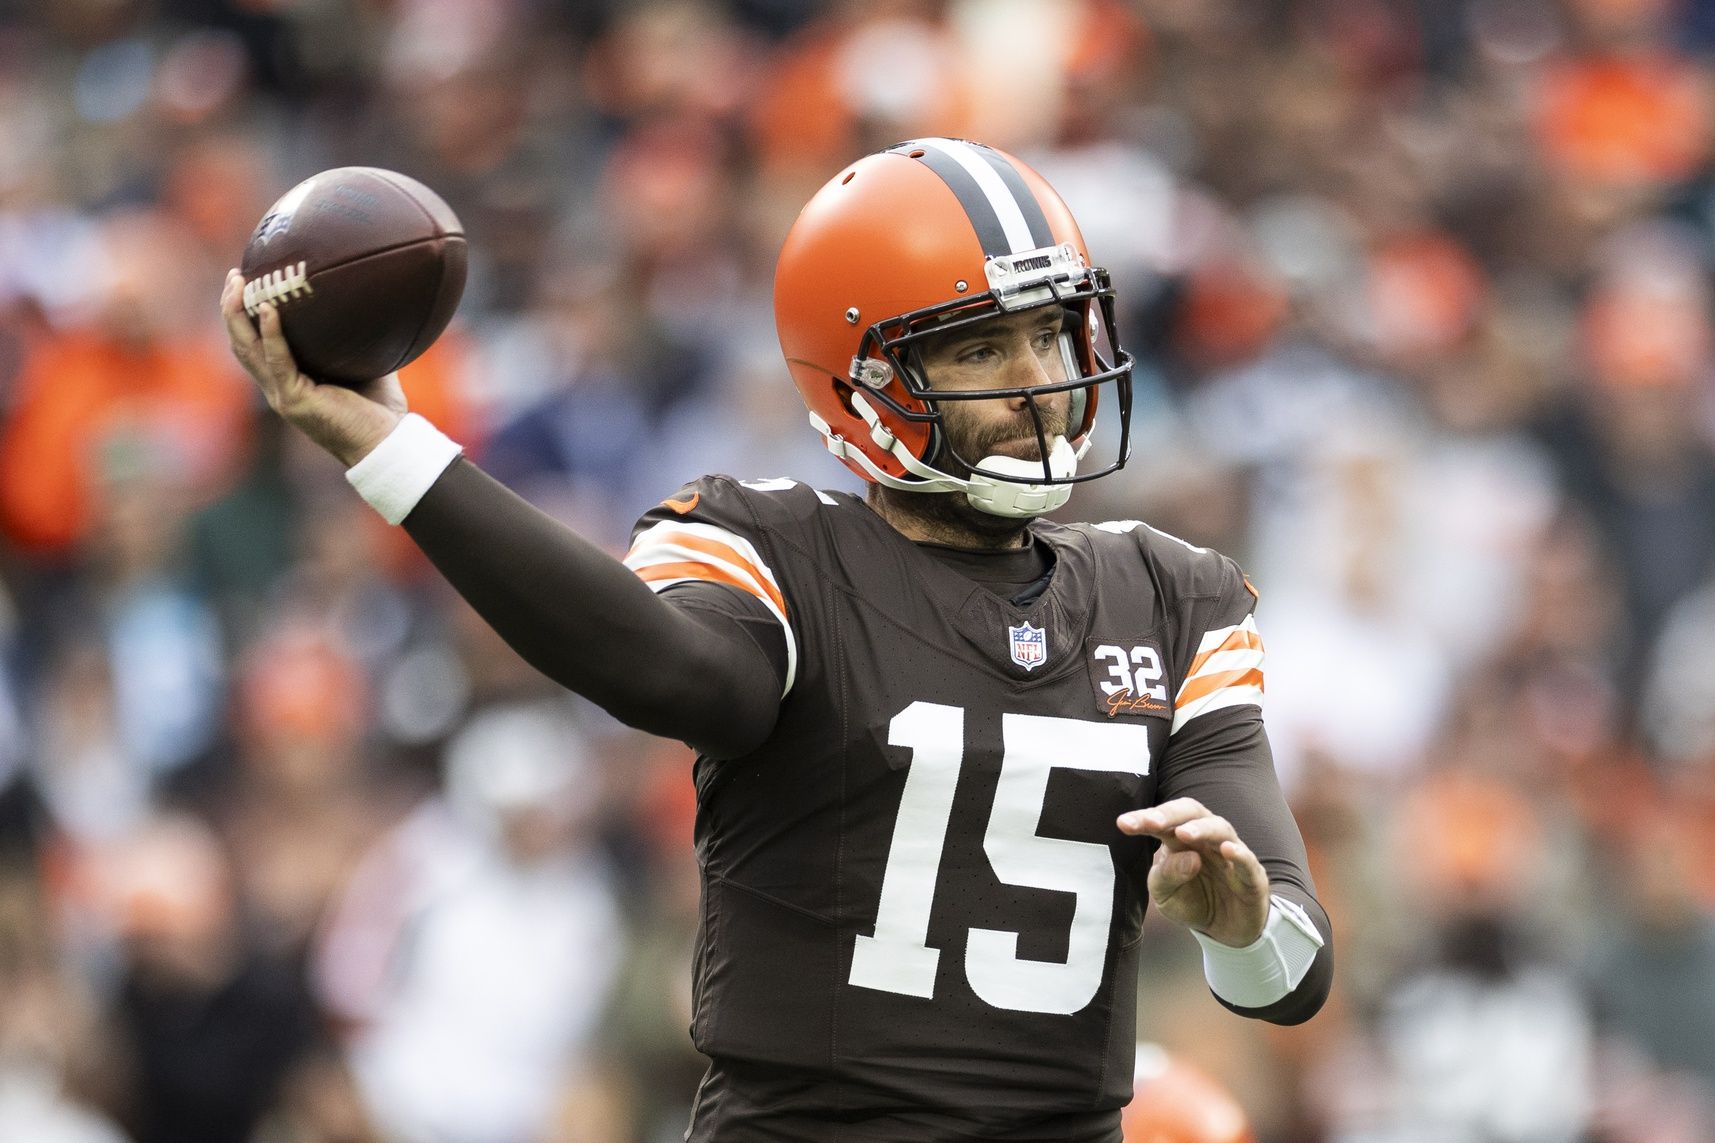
[
  {"xmin": 1092, "ymin": 644, "xmax": 1168, "ymax": 702},
  {"xmin": 848, "ymin": 701, "xmax": 1151, "ymax": 1015}
]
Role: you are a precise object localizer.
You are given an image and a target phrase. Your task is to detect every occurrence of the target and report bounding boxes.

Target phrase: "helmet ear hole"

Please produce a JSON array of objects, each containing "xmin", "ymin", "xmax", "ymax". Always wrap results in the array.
[
  {"xmin": 919, "ymin": 424, "xmax": 945, "ymax": 470},
  {"xmin": 832, "ymin": 377, "xmax": 857, "ymax": 416},
  {"xmin": 1063, "ymin": 303, "xmax": 1096, "ymax": 371}
]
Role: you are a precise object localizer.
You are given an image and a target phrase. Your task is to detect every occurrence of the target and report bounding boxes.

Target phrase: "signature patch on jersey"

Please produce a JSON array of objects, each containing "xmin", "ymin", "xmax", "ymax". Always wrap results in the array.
[
  {"xmin": 1008, "ymin": 622, "xmax": 1047, "ymax": 671},
  {"xmin": 1086, "ymin": 638, "xmax": 1171, "ymax": 719}
]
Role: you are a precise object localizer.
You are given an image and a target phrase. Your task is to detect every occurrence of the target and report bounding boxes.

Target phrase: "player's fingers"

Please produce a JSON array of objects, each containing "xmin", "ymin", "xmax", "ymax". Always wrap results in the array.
[
  {"xmin": 221, "ymin": 271, "xmax": 262, "ymax": 358},
  {"xmin": 1218, "ymin": 838, "xmax": 1268, "ymax": 893},
  {"xmin": 255, "ymin": 303, "xmax": 312, "ymax": 406},
  {"xmin": 1148, "ymin": 847, "xmax": 1203, "ymax": 896},
  {"xmin": 1117, "ymin": 797, "xmax": 1210, "ymax": 838},
  {"xmin": 1151, "ymin": 844, "xmax": 1201, "ymax": 879},
  {"xmin": 1172, "ymin": 815, "xmax": 1239, "ymax": 851},
  {"xmin": 219, "ymin": 268, "xmax": 241, "ymax": 315}
]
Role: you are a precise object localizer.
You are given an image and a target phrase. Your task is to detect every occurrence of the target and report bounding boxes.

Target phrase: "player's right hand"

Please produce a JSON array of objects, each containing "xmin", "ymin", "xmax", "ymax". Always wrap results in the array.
[
  {"xmin": 1119, "ymin": 797, "xmax": 1270, "ymax": 948},
  {"xmin": 221, "ymin": 267, "xmax": 407, "ymax": 469}
]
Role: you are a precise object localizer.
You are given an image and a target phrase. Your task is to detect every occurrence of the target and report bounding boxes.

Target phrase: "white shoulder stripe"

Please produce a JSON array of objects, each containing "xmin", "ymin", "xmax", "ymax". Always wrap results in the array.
[
  {"xmin": 626, "ymin": 540, "xmax": 774, "ymax": 602},
  {"xmin": 626, "ymin": 550, "xmax": 778, "ymax": 606},
  {"xmin": 625, "ymin": 520, "xmax": 797, "ymax": 697},
  {"xmin": 1171, "ymin": 685, "xmax": 1264, "ymax": 735},
  {"xmin": 627, "ymin": 521, "xmax": 784, "ymax": 598},
  {"xmin": 1190, "ymin": 614, "xmax": 1261, "ymax": 657},
  {"xmin": 1191, "ymin": 647, "xmax": 1265, "ymax": 677},
  {"xmin": 1172, "ymin": 615, "xmax": 1264, "ymax": 735}
]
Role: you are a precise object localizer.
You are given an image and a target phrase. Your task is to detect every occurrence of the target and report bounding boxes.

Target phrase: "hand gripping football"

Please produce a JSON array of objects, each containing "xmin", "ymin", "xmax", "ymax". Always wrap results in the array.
[{"xmin": 241, "ymin": 167, "xmax": 466, "ymax": 385}]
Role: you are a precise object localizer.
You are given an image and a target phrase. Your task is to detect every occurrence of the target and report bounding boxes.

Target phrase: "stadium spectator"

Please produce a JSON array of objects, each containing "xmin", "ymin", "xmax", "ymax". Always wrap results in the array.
[
  {"xmin": 0, "ymin": 210, "xmax": 250, "ymax": 558},
  {"xmin": 97, "ymin": 814, "xmax": 318, "ymax": 1143},
  {"xmin": 1368, "ymin": 770, "xmax": 1597, "ymax": 1140},
  {"xmin": 0, "ymin": 873, "xmax": 128, "ymax": 1143},
  {"xmin": 1586, "ymin": 801, "xmax": 1715, "ymax": 1110},
  {"xmin": 200, "ymin": 623, "xmax": 394, "ymax": 958},
  {"xmin": 315, "ymin": 701, "xmax": 622, "ymax": 1143}
]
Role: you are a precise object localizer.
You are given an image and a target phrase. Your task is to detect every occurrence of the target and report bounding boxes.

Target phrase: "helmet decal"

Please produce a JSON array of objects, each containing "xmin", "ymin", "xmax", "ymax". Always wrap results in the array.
[{"xmin": 889, "ymin": 138, "xmax": 1056, "ymax": 256}]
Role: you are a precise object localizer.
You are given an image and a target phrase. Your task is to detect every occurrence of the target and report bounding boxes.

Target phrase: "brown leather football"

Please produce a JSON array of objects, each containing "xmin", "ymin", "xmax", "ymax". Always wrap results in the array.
[{"xmin": 240, "ymin": 167, "xmax": 466, "ymax": 385}]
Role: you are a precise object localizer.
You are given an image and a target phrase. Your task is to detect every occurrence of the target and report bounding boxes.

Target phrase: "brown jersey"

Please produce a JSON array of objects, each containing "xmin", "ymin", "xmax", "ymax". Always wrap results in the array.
[{"xmin": 624, "ymin": 475, "xmax": 1322, "ymax": 1142}]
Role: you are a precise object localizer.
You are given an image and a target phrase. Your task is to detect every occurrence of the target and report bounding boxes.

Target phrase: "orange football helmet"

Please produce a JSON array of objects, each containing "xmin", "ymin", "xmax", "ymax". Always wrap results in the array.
[
  {"xmin": 1122, "ymin": 1044, "xmax": 1255, "ymax": 1143},
  {"xmin": 774, "ymin": 138, "xmax": 1133, "ymax": 517}
]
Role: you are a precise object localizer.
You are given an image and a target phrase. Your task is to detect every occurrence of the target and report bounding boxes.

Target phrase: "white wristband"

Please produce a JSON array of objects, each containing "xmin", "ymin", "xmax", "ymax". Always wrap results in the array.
[
  {"xmin": 344, "ymin": 413, "xmax": 463, "ymax": 525},
  {"xmin": 1191, "ymin": 895, "xmax": 1325, "ymax": 1009}
]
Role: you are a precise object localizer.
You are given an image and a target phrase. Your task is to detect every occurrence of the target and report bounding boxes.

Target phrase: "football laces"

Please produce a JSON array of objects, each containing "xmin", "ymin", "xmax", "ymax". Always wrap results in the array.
[{"xmin": 242, "ymin": 261, "xmax": 314, "ymax": 315}]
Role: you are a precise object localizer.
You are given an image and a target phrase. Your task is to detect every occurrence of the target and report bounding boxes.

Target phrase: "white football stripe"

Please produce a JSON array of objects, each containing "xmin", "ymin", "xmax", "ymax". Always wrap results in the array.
[
  {"xmin": 626, "ymin": 520, "xmax": 796, "ymax": 697},
  {"xmin": 626, "ymin": 543, "xmax": 776, "ymax": 604},
  {"xmin": 1191, "ymin": 614, "xmax": 1261, "ymax": 656},
  {"xmin": 914, "ymin": 138, "xmax": 1037, "ymax": 254},
  {"xmin": 1171, "ymin": 684, "xmax": 1264, "ymax": 735},
  {"xmin": 629, "ymin": 521, "xmax": 787, "ymax": 598},
  {"xmin": 1183, "ymin": 647, "xmax": 1265, "ymax": 681}
]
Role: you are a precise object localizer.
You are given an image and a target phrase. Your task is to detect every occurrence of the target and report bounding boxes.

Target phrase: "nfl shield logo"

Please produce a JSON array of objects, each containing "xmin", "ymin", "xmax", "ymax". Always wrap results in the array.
[{"xmin": 1008, "ymin": 622, "xmax": 1047, "ymax": 671}]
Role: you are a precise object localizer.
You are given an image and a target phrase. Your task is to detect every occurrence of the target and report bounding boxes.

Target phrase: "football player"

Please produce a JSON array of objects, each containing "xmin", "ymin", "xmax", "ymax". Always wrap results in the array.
[{"xmin": 222, "ymin": 137, "xmax": 1332, "ymax": 1143}]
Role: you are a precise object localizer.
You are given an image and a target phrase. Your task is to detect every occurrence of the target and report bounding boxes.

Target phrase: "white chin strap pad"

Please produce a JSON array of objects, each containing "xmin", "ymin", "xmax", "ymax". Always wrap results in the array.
[
  {"xmin": 964, "ymin": 436, "xmax": 1077, "ymax": 518},
  {"xmin": 829, "ymin": 395, "xmax": 1079, "ymax": 519}
]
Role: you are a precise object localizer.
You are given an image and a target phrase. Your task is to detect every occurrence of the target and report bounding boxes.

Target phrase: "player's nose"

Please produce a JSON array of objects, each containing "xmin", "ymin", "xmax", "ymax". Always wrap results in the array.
[{"xmin": 998, "ymin": 343, "xmax": 1061, "ymax": 407}]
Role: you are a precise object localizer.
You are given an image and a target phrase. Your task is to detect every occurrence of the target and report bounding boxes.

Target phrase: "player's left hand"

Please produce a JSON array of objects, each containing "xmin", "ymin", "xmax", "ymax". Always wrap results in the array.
[{"xmin": 1118, "ymin": 798, "xmax": 1269, "ymax": 948}]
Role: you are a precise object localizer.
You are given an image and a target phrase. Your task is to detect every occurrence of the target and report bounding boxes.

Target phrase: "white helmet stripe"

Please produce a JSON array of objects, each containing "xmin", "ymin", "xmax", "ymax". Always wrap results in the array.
[{"xmin": 911, "ymin": 138, "xmax": 1040, "ymax": 254}]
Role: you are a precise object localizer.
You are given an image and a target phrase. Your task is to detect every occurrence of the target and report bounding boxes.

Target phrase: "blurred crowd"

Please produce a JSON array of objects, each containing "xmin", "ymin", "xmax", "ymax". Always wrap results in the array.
[{"xmin": 2, "ymin": 0, "xmax": 1715, "ymax": 1140}]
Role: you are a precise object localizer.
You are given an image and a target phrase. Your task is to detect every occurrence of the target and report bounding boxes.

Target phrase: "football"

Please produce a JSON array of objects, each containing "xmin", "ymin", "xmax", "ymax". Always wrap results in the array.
[{"xmin": 240, "ymin": 167, "xmax": 466, "ymax": 385}]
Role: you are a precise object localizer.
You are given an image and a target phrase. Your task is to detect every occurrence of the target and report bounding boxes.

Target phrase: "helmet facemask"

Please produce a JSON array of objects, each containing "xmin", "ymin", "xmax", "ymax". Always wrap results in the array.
[{"xmin": 834, "ymin": 246, "xmax": 1134, "ymax": 518}]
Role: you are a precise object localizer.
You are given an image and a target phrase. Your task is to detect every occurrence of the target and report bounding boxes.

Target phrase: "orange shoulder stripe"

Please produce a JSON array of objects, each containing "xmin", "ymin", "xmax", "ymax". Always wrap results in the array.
[
  {"xmin": 1184, "ymin": 627, "xmax": 1263, "ymax": 680},
  {"xmin": 633, "ymin": 559, "xmax": 787, "ymax": 617},
  {"xmin": 632, "ymin": 531, "xmax": 787, "ymax": 615},
  {"xmin": 1174, "ymin": 666, "xmax": 1265, "ymax": 710}
]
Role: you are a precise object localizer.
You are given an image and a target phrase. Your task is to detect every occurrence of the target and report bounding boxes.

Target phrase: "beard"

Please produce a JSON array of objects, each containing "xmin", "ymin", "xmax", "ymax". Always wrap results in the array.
[
  {"xmin": 867, "ymin": 395, "xmax": 1073, "ymax": 549},
  {"xmin": 932, "ymin": 396, "xmax": 1071, "ymax": 482},
  {"xmin": 870, "ymin": 479, "xmax": 1031, "ymax": 546}
]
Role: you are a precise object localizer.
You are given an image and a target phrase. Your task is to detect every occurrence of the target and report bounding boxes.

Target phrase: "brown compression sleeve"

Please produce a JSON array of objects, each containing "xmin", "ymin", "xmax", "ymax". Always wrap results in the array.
[
  {"xmin": 1155, "ymin": 709, "xmax": 1334, "ymax": 1025},
  {"xmin": 401, "ymin": 459, "xmax": 786, "ymax": 758}
]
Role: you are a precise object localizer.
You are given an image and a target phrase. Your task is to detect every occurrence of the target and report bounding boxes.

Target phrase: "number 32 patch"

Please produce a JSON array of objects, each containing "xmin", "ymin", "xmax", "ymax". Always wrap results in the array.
[{"xmin": 1086, "ymin": 639, "xmax": 1171, "ymax": 719}]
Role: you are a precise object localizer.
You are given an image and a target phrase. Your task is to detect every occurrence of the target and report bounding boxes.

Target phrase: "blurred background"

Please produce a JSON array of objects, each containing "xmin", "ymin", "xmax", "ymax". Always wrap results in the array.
[{"xmin": 1, "ymin": 0, "xmax": 1714, "ymax": 1140}]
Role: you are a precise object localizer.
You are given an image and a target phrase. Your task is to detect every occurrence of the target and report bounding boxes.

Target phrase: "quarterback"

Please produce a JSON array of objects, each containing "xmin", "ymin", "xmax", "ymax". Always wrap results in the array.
[{"xmin": 223, "ymin": 138, "xmax": 1332, "ymax": 1142}]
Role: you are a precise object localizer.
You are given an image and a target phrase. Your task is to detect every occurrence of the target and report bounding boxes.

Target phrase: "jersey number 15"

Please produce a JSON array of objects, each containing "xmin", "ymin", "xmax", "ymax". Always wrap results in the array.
[{"xmin": 848, "ymin": 701, "xmax": 1151, "ymax": 1015}]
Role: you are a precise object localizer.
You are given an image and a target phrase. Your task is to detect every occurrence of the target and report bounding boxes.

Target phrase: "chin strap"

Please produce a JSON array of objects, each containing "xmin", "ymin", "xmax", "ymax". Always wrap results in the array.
[
  {"xmin": 963, "ymin": 437, "xmax": 1077, "ymax": 517},
  {"xmin": 810, "ymin": 395, "xmax": 1084, "ymax": 519}
]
